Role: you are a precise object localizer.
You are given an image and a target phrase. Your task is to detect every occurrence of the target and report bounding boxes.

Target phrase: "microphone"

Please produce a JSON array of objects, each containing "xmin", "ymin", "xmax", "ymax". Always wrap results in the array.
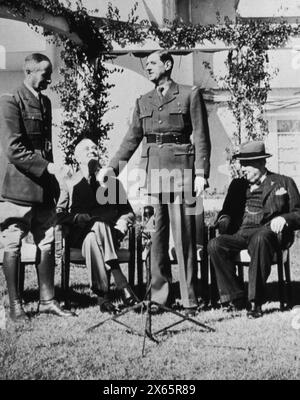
[
  {"xmin": 143, "ymin": 206, "xmax": 154, "ymax": 222},
  {"xmin": 142, "ymin": 205, "xmax": 155, "ymax": 233}
]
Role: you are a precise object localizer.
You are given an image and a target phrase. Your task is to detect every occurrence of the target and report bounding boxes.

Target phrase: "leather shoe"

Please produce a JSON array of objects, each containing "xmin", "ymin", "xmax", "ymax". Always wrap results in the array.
[
  {"xmin": 99, "ymin": 300, "xmax": 119, "ymax": 314},
  {"xmin": 149, "ymin": 303, "xmax": 162, "ymax": 315},
  {"xmin": 197, "ymin": 299, "xmax": 210, "ymax": 312},
  {"xmin": 120, "ymin": 287, "xmax": 139, "ymax": 307},
  {"xmin": 38, "ymin": 299, "xmax": 75, "ymax": 317},
  {"xmin": 222, "ymin": 298, "xmax": 247, "ymax": 312},
  {"xmin": 184, "ymin": 307, "xmax": 198, "ymax": 317},
  {"xmin": 247, "ymin": 303, "xmax": 263, "ymax": 319}
]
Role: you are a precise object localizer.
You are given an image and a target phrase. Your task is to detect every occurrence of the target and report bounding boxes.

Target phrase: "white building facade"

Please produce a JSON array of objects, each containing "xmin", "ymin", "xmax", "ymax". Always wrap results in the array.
[{"xmin": 1, "ymin": 0, "xmax": 300, "ymax": 194}]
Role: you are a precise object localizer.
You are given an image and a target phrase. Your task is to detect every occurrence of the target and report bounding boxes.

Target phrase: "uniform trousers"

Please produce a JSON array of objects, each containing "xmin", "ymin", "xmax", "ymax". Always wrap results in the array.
[
  {"xmin": 0, "ymin": 202, "xmax": 56, "ymax": 253},
  {"xmin": 150, "ymin": 197, "xmax": 198, "ymax": 308}
]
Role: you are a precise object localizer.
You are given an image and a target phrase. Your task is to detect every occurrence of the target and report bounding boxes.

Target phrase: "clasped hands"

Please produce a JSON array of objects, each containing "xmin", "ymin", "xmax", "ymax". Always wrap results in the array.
[{"xmin": 75, "ymin": 213, "xmax": 129, "ymax": 236}]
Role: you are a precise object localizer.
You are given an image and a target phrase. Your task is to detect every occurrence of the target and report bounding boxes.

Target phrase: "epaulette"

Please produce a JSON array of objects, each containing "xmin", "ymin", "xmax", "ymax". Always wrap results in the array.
[{"xmin": 192, "ymin": 86, "xmax": 198, "ymax": 91}]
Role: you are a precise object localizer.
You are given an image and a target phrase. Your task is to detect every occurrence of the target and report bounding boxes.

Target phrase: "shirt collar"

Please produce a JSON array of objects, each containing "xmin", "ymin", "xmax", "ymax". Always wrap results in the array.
[
  {"xmin": 249, "ymin": 171, "xmax": 268, "ymax": 192},
  {"xmin": 156, "ymin": 80, "xmax": 172, "ymax": 96},
  {"xmin": 259, "ymin": 172, "xmax": 267, "ymax": 184},
  {"xmin": 24, "ymin": 82, "xmax": 40, "ymax": 99}
]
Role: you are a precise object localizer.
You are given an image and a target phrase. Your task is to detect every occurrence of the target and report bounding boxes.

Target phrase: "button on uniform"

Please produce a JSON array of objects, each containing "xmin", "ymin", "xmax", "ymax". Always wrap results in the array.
[{"xmin": 158, "ymin": 120, "xmax": 162, "ymax": 124}]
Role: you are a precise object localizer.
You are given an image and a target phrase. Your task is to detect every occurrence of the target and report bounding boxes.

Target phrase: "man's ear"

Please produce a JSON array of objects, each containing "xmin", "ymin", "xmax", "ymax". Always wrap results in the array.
[{"xmin": 165, "ymin": 60, "xmax": 172, "ymax": 71}]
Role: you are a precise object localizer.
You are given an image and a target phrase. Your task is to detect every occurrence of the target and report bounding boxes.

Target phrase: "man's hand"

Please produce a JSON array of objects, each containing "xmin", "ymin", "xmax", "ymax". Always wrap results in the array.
[
  {"xmin": 75, "ymin": 213, "xmax": 91, "ymax": 228},
  {"xmin": 47, "ymin": 163, "xmax": 73, "ymax": 182},
  {"xmin": 96, "ymin": 167, "xmax": 115, "ymax": 186},
  {"xmin": 114, "ymin": 218, "xmax": 129, "ymax": 236},
  {"xmin": 194, "ymin": 177, "xmax": 208, "ymax": 197},
  {"xmin": 215, "ymin": 215, "xmax": 231, "ymax": 234},
  {"xmin": 270, "ymin": 216, "xmax": 287, "ymax": 234}
]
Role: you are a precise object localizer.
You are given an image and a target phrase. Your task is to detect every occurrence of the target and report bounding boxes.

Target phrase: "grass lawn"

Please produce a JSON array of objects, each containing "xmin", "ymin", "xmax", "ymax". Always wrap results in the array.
[{"xmin": 0, "ymin": 239, "xmax": 300, "ymax": 380}]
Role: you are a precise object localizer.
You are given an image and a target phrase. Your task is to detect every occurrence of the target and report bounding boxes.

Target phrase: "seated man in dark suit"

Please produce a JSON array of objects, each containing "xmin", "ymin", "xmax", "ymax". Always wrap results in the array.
[
  {"xmin": 56, "ymin": 138, "xmax": 138, "ymax": 313},
  {"xmin": 208, "ymin": 141, "xmax": 300, "ymax": 318}
]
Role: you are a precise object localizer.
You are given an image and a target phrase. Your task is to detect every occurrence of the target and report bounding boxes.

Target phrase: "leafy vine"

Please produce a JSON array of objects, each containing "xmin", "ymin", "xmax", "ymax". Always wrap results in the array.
[{"xmin": 1, "ymin": 0, "xmax": 300, "ymax": 163}]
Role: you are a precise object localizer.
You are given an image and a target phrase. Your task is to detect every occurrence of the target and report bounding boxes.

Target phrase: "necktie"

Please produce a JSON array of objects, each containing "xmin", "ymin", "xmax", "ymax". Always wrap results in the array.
[
  {"xmin": 39, "ymin": 94, "xmax": 46, "ymax": 119},
  {"xmin": 90, "ymin": 173, "xmax": 98, "ymax": 194},
  {"xmin": 157, "ymin": 86, "xmax": 164, "ymax": 99}
]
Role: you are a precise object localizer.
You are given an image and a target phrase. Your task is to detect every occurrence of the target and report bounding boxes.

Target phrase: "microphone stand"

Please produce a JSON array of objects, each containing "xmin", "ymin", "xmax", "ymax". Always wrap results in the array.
[{"xmin": 87, "ymin": 206, "xmax": 215, "ymax": 356}]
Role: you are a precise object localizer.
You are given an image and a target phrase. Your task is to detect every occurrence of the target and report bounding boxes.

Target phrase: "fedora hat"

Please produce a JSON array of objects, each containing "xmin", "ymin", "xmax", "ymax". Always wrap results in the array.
[{"xmin": 233, "ymin": 141, "xmax": 272, "ymax": 160}]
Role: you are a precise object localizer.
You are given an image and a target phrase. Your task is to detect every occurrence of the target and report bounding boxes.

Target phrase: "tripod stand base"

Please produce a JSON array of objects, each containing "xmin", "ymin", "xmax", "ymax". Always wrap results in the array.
[{"xmin": 86, "ymin": 299, "xmax": 215, "ymax": 353}]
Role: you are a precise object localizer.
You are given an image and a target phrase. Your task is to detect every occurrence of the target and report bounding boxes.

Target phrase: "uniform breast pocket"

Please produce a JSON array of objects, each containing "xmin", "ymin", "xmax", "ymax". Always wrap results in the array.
[
  {"xmin": 169, "ymin": 106, "xmax": 188, "ymax": 128},
  {"xmin": 23, "ymin": 111, "xmax": 43, "ymax": 133}
]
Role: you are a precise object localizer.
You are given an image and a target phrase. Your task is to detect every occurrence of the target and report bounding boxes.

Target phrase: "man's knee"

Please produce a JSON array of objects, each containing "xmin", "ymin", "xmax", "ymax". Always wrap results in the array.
[
  {"xmin": 37, "ymin": 243, "xmax": 52, "ymax": 252},
  {"xmin": 207, "ymin": 237, "xmax": 222, "ymax": 256},
  {"xmin": 85, "ymin": 231, "xmax": 97, "ymax": 242},
  {"xmin": 1, "ymin": 231, "xmax": 23, "ymax": 253},
  {"xmin": 250, "ymin": 229, "xmax": 276, "ymax": 246},
  {"xmin": 84, "ymin": 232, "xmax": 99, "ymax": 250}
]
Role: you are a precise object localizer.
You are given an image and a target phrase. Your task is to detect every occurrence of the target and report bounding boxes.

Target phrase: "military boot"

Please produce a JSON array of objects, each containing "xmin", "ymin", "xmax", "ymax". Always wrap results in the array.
[{"xmin": 2, "ymin": 252, "xmax": 28, "ymax": 322}]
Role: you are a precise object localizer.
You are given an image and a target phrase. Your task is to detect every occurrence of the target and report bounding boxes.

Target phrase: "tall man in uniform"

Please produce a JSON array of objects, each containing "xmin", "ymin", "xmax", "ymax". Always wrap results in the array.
[
  {"xmin": 0, "ymin": 53, "xmax": 73, "ymax": 321},
  {"xmin": 99, "ymin": 50, "xmax": 211, "ymax": 315}
]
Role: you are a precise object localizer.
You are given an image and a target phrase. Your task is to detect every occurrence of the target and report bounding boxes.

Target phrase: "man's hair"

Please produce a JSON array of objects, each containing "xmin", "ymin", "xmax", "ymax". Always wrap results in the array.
[
  {"xmin": 23, "ymin": 53, "xmax": 51, "ymax": 73},
  {"xmin": 152, "ymin": 50, "xmax": 174, "ymax": 71}
]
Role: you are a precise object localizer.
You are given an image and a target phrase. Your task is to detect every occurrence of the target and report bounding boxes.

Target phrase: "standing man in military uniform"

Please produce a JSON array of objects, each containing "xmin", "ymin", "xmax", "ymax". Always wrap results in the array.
[
  {"xmin": 99, "ymin": 50, "xmax": 211, "ymax": 315},
  {"xmin": 0, "ymin": 53, "xmax": 73, "ymax": 321}
]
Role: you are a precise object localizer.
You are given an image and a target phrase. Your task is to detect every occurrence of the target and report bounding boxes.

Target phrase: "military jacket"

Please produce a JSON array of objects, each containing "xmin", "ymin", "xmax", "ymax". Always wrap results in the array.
[
  {"xmin": 0, "ymin": 84, "xmax": 58, "ymax": 206},
  {"xmin": 109, "ymin": 81, "xmax": 211, "ymax": 194}
]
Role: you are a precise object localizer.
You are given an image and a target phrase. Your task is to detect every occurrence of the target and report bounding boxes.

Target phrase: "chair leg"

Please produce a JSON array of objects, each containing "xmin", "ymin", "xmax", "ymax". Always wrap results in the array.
[
  {"xmin": 277, "ymin": 251, "xmax": 285, "ymax": 310},
  {"xmin": 237, "ymin": 265, "xmax": 244, "ymax": 289},
  {"xmin": 208, "ymin": 226, "xmax": 219, "ymax": 307},
  {"xmin": 136, "ymin": 230, "xmax": 144, "ymax": 297},
  {"xmin": 128, "ymin": 227, "xmax": 135, "ymax": 288},
  {"xmin": 284, "ymin": 251, "xmax": 293, "ymax": 309},
  {"xmin": 200, "ymin": 225, "xmax": 210, "ymax": 304},
  {"xmin": 209, "ymin": 262, "xmax": 219, "ymax": 307},
  {"xmin": 18, "ymin": 262, "xmax": 25, "ymax": 300},
  {"xmin": 200, "ymin": 249, "xmax": 209, "ymax": 304},
  {"xmin": 61, "ymin": 243, "xmax": 71, "ymax": 309}
]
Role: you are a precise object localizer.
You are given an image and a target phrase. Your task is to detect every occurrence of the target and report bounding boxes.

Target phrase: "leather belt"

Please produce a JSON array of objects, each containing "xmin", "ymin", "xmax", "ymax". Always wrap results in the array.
[{"xmin": 146, "ymin": 133, "xmax": 189, "ymax": 145}]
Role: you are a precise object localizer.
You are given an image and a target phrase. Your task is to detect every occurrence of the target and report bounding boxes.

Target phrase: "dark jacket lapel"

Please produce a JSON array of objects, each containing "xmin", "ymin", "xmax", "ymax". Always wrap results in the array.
[
  {"xmin": 148, "ymin": 81, "xmax": 179, "ymax": 107},
  {"xmin": 160, "ymin": 81, "xmax": 179, "ymax": 106},
  {"xmin": 262, "ymin": 172, "xmax": 279, "ymax": 204}
]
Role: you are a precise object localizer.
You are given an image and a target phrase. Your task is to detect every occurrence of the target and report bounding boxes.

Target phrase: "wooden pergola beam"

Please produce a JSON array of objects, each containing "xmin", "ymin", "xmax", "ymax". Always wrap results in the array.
[{"xmin": 0, "ymin": 4, "xmax": 82, "ymax": 45}]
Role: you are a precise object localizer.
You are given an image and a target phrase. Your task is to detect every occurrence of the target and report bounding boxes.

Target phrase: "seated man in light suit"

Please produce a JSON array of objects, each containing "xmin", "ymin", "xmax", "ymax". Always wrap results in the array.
[
  {"xmin": 56, "ymin": 138, "xmax": 138, "ymax": 313},
  {"xmin": 208, "ymin": 141, "xmax": 300, "ymax": 318}
]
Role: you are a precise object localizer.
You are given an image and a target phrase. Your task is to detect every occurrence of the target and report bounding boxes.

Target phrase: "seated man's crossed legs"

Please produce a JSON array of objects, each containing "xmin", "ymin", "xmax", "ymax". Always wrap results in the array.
[{"xmin": 82, "ymin": 221, "xmax": 138, "ymax": 313}]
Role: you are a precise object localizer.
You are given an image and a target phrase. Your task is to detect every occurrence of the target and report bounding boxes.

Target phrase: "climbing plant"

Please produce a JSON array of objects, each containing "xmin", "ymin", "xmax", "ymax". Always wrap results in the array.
[{"xmin": 1, "ymin": 0, "xmax": 300, "ymax": 163}]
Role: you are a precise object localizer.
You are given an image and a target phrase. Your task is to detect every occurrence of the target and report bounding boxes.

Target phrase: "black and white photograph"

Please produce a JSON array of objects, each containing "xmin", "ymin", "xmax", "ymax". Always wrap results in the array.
[{"xmin": 0, "ymin": 0, "xmax": 300, "ymax": 382}]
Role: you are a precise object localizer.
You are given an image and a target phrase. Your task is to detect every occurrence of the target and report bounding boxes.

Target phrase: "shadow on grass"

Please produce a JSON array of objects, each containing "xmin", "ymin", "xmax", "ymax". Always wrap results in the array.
[{"xmin": 265, "ymin": 281, "xmax": 300, "ymax": 306}]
